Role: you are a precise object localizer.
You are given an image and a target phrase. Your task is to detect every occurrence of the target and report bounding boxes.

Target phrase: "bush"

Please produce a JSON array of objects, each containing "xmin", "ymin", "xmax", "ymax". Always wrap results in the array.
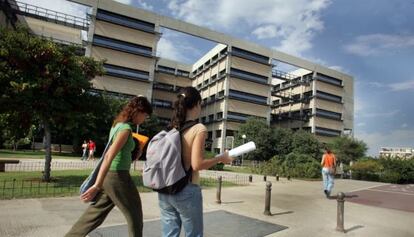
[
  {"xmin": 380, "ymin": 171, "xmax": 402, "ymax": 183},
  {"xmin": 253, "ymin": 153, "xmax": 321, "ymax": 179},
  {"xmin": 351, "ymin": 159, "xmax": 383, "ymax": 181},
  {"xmin": 205, "ymin": 151, "xmax": 225, "ymax": 171}
]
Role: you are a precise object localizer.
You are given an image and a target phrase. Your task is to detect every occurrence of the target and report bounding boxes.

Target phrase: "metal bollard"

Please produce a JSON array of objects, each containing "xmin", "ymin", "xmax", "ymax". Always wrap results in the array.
[
  {"xmin": 263, "ymin": 175, "xmax": 267, "ymax": 181},
  {"xmin": 336, "ymin": 192, "xmax": 345, "ymax": 232},
  {"xmin": 264, "ymin": 181, "xmax": 272, "ymax": 216},
  {"xmin": 216, "ymin": 176, "xmax": 222, "ymax": 204},
  {"xmin": 249, "ymin": 175, "xmax": 253, "ymax": 182},
  {"xmin": 276, "ymin": 174, "xmax": 279, "ymax": 181}
]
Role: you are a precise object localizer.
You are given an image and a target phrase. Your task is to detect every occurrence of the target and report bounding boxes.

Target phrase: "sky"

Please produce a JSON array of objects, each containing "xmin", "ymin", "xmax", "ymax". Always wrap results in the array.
[{"xmin": 20, "ymin": 0, "xmax": 414, "ymax": 156}]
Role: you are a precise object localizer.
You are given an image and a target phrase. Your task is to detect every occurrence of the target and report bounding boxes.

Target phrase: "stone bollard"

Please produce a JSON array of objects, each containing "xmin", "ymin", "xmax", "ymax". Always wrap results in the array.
[
  {"xmin": 336, "ymin": 192, "xmax": 345, "ymax": 232},
  {"xmin": 276, "ymin": 174, "xmax": 279, "ymax": 181},
  {"xmin": 216, "ymin": 176, "xmax": 222, "ymax": 204},
  {"xmin": 249, "ymin": 175, "xmax": 253, "ymax": 182},
  {"xmin": 264, "ymin": 181, "xmax": 272, "ymax": 216},
  {"xmin": 263, "ymin": 175, "xmax": 267, "ymax": 181}
]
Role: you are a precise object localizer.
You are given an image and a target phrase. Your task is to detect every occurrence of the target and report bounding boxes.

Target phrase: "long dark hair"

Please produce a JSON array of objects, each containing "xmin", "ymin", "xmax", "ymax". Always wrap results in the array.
[
  {"xmin": 170, "ymin": 87, "xmax": 201, "ymax": 129},
  {"xmin": 113, "ymin": 96, "xmax": 152, "ymax": 126}
]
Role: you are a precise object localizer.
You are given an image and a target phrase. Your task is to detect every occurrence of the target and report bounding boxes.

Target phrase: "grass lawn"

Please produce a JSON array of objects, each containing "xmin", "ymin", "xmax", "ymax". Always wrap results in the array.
[
  {"xmin": 0, "ymin": 149, "xmax": 81, "ymax": 160},
  {"xmin": 0, "ymin": 169, "xmax": 237, "ymax": 200}
]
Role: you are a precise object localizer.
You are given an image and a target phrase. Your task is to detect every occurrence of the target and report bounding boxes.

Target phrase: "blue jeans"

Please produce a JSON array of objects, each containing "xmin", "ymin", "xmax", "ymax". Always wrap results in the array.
[
  {"xmin": 158, "ymin": 184, "xmax": 203, "ymax": 237},
  {"xmin": 322, "ymin": 168, "xmax": 334, "ymax": 195}
]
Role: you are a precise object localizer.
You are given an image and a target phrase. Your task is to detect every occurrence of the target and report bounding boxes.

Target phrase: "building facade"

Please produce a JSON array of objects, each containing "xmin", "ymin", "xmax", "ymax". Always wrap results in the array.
[
  {"xmin": 379, "ymin": 147, "xmax": 414, "ymax": 159},
  {"xmin": 1, "ymin": 0, "xmax": 354, "ymax": 153}
]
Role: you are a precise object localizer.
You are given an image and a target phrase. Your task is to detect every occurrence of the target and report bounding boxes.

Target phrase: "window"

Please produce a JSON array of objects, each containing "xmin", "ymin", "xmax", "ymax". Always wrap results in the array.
[
  {"xmin": 209, "ymin": 114, "xmax": 214, "ymax": 122},
  {"xmin": 316, "ymin": 90, "xmax": 342, "ymax": 103},
  {"xmin": 229, "ymin": 89, "xmax": 267, "ymax": 105},
  {"xmin": 88, "ymin": 89, "xmax": 134, "ymax": 99},
  {"xmin": 230, "ymin": 68, "xmax": 268, "ymax": 84},
  {"xmin": 316, "ymin": 73, "xmax": 342, "ymax": 86},
  {"xmin": 208, "ymin": 131, "xmax": 213, "ymax": 140},
  {"xmin": 153, "ymin": 99, "xmax": 172, "ymax": 108},
  {"xmin": 157, "ymin": 65, "xmax": 175, "ymax": 74},
  {"xmin": 315, "ymin": 127, "xmax": 341, "ymax": 137},
  {"xmin": 226, "ymin": 130, "xmax": 235, "ymax": 136},
  {"xmin": 217, "ymin": 90, "xmax": 225, "ymax": 98},
  {"xmin": 219, "ymin": 69, "xmax": 226, "ymax": 78},
  {"xmin": 227, "ymin": 111, "xmax": 249, "ymax": 122},
  {"xmin": 201, "ymin": 116, "xmax": 206, "ymax": 123},
  {"xmin": 231, "ymin": 47, "xmax": 269, "ymax": 64},
  {"xmin": 93, "ymin": 35, "xmax": 152, "ymax": 57},
  {"xmin": 217, "ymin": 112, "xmax": 223, "ymax": 119},
  {"xmin": 153, "ymin": 82, "xmax": 174, "ymax": 91},
  {"xmin": 316, "ymin": 108, "xmax": 342, "ymax": 120},
  {"xmin": 216, "ymin": 130, "xmax": 222, "ymax": 138},
  {"xmin": 96, "ymin": 9, "xmax": 155, "ymax": 33},
  {"xmin": 104, "ymin": 64, "xmax": 149, "ymax": 81},
  {"xmin": 177, "ymin": 70, "xmax": 190, "ymax": 77}
]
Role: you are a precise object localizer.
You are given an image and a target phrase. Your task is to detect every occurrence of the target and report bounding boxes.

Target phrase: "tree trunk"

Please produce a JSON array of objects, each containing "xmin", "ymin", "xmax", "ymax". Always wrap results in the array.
[{"xmin": 42, "ymin": 120, "xmax": 52, "ymax": 182}]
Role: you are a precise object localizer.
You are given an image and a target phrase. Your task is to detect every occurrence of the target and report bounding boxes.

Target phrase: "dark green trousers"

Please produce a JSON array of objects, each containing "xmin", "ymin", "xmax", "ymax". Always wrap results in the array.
[{"xmin": 65, "ymin": 171, "xmax": 143, "ymax": 237}]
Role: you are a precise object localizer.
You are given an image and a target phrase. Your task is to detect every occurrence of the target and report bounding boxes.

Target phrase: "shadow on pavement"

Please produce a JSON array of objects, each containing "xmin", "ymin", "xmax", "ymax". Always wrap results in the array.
[{"xmin": 345, "ymin": 225, "xmax": 364, "ymax": 233}]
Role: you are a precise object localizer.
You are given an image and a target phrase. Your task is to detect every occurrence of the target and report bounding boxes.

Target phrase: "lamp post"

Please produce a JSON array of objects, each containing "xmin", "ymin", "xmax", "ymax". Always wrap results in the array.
[{"xmin": 241, "ymin": 134, "xmax": 246, "ymax": 166}]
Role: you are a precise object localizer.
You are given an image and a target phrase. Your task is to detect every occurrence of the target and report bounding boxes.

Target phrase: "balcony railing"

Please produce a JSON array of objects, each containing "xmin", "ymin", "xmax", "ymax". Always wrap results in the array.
[{"xmin": 5, "ymin": 0, "xmax": 90, "ymax": 30}]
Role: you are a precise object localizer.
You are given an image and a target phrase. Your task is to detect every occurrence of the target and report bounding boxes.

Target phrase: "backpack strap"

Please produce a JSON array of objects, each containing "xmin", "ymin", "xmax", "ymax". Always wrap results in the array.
[{"xmin": 179, "ymin": 120, "xmax": 199, "ymax": 182}]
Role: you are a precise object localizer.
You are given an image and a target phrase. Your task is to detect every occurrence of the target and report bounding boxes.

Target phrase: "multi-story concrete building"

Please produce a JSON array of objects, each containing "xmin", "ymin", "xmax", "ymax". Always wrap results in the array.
[
  {"xmin": 1, "ymin": 0, "xmax": 354, "ymax": 153},
  {"xmin": 379, "ymin": 147, "xmax": 414, "ymax": 159}
]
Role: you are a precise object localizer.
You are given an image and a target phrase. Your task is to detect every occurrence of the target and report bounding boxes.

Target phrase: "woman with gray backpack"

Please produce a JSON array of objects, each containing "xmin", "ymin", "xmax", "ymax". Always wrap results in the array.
[
  {"xmin": 153, "ymin": 87, "xmax": 234, "ymax": 237},
  {"xmin": 65, "ymin": 96, "xmax": 152, "ymax": 237}
]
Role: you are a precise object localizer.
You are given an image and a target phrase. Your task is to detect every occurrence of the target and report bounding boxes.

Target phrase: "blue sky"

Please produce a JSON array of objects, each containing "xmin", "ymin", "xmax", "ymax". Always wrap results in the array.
[{"xmin": 24, "ymin": 0, "xmax": 414, "ymax": 156}]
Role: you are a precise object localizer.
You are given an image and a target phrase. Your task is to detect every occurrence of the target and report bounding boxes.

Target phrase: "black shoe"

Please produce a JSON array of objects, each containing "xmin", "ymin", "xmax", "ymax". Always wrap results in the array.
[{"xmin": 324, "ymin": 190, "xmax": 329, "ymax": 197}]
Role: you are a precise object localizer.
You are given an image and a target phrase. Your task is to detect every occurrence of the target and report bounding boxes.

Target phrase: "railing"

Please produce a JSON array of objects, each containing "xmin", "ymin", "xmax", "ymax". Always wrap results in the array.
[
  {"xmin": 5, "ymin": 0, "xmax": 90, "ymax": 30},
  {"xmin": 0, "ymin": 172, "xmax": 249, "ymax": 200},
  {"xmin": 272, "ymin": 68, "xmax": 298, "ymax": 80}
]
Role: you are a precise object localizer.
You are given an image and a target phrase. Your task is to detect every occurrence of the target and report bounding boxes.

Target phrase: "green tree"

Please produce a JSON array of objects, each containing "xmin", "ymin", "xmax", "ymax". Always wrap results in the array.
[
  {"xmin": 329, "ymin": 136, "xmax": 367, "ymax": 164},
  {"xmin": 235, "ymin": 117, "xmax": 276, "ymax": 161},
  {"xmin": 0, "ymin": 27, "xmax": 104, "ymax": 181},
  {"xmin": 272, "ymin": 127, "xmax": 294, "ymax": 157},
  {"xmin": 291, "ymin": 130, "xmax": 322, "ymax": 160}
]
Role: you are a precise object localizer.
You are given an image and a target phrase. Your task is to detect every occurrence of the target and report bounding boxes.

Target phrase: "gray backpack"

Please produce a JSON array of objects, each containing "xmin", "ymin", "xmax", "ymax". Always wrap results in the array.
[{"xmin": 143, "ymin": 121, "xmax": 197, "ymax": 194}]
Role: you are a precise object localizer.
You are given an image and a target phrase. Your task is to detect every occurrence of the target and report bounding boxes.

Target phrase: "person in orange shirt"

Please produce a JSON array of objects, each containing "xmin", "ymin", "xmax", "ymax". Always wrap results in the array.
[{"xmin": 321, "ymin": 148, "xmax": 337, "ymax": 198}]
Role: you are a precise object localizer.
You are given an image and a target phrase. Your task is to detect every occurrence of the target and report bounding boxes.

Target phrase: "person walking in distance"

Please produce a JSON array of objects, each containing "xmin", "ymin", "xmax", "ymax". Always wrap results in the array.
[
  {"xmin": 158, "ymin": 87, "xmax": 234, "ymax": 237},
  {"xmin": 81, "ymin": 140, "xmax": 88, "ymax": 161},
  {"xmin": 65, "ymin": 96, "xmax": 152, "ymax": 237},
  {"xmin": 321, "ymin": 148, "xmax": 337, "ymax": 198},
  {"xmin": 87, "ymin": 139, "xmax": 96, "ymax": 161}
]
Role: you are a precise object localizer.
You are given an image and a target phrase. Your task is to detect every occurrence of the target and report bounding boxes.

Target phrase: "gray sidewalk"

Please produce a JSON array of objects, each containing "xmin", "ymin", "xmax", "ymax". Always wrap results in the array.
[{"xmin": 0, "ymin": 178, "xmax": 413, "ymax": 237}]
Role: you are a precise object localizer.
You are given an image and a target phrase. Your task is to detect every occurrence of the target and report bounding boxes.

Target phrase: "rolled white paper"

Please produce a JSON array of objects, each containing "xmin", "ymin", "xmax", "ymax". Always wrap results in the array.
[{"xmin": 216, "ymin": 141, "xmax": 256, "ymax": 158}]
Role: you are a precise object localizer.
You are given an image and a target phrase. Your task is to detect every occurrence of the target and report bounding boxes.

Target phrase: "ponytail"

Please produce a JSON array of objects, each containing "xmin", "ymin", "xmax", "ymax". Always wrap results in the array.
[{"xmin": 170, "ymin": 87, "xmax": 201, "ymax": 129}]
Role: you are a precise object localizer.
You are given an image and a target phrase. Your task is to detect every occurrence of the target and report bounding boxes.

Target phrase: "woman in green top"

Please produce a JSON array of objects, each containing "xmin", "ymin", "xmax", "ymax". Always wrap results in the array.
[{"xmin": 65, "ymin": 96, "xmax": 152, "ymax": 237}]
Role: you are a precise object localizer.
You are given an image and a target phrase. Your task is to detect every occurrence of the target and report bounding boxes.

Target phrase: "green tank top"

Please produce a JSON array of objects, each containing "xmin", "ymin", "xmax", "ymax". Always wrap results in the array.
[{"xmin": 109, "ymin": 122, "xmax": 135, "ymax": 171}]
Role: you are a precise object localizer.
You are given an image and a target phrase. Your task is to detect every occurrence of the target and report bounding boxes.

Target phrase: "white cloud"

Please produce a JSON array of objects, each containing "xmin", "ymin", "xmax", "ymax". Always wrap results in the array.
[
  {"xmin": 357, "ymin": 110, "xmax": 399, "ymax": 118},
  {"xmin": 355, "ymin": 129, "xmax": 414, "ymax": 156},
  {"xmin": 167, "ymin": 0, "xmax": 331, "ymax": 57},
  {"xmin": 156, "ymin": 37, "xmax": 187, "ymax": 62},
  {"xmin": 252, "ymin": 25, "xmax": 278, "ymax": 39},
  {"xmin": 114, "ymin": 0, "xmax": 132, "ymax": 5},
  {"xmin": 18, "ymin": 0, "xmax": 90, "ymax": 18},
  {"xmin": 114, "ymin": 0, "xmax": 154, "ymax": 10},
  {"xmin": 136, "ymin": 0, "xmax": 154, "ymax": 10},
  {"xmin": 363, "ymin": 80, "xmax": 414, "ymax": 92},
  {"xmin": 401, "ymin": 123, "xmax": 408, "ymax": 128},
  {"xmin": 344, "ymin": 34, "xmax": 414, "ymax": 56},
  {"xmin": 389, "ymin": 80, "xmax": 414, "ymax": 91}
]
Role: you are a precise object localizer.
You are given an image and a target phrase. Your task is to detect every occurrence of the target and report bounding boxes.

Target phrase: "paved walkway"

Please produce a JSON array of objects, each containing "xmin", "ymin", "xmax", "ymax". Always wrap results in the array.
[{"xmin": 0, "ymin": 178, "xmax": 413, "ymax": 237}]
